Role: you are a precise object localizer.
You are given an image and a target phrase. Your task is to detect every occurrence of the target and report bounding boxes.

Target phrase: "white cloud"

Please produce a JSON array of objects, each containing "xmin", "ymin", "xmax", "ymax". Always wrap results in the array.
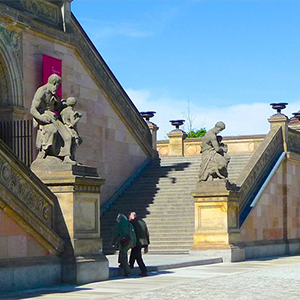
[
  {"xmin": 79, "ymin": 18, "xmax": 153, "ymax": 39},
  {"xmin": 126, "ymin": 88, "xmax": 300, "ymax": 140}
]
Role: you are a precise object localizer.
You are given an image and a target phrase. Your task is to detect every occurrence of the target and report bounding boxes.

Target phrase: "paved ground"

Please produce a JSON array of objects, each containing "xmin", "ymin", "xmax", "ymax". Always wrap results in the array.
[{"xmin": 2, "ymin": 255, "xmax": 300, "ymax": 300}]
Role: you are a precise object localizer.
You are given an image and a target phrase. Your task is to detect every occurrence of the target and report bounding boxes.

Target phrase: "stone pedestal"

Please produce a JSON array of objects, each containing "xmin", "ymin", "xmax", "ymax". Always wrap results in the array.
[
  {"xmin": 147, "ymin": 121, "xmax": 159, "ymax": 152},
  {"xmin": 190, "ymin": 180, "xmax": 245, "ymax": 262},
  {"xmin": 268, "ymin": 113, "xmax": 289, "ymax": 151},
  {"xmin": 31, "ymin": 159, "xmax": 108, "ymax": 283},
  {"xmin": 167, "ymin": 129, "xmax": 187, "ymax": 156}
]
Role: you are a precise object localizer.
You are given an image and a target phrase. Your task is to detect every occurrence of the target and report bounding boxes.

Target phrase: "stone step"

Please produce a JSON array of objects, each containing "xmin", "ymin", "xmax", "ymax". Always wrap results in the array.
[{"xmin": 101, "ymin": 152, "xmax": 253, "ymax": 253}]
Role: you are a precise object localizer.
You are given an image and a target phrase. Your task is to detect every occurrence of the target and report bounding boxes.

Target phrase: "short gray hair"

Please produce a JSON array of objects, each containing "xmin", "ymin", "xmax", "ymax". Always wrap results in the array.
[
  {"xmin": 116, "ymin": 214, "xmax": 127, "ymax": 223},
  {"xmin": 48, "ymin": 74, "xmax": 61, "ymax": 85}
]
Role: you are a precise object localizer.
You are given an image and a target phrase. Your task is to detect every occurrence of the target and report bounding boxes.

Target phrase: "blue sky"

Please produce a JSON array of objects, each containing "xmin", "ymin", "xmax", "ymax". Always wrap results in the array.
[{"xmin": 72, "ymin": 0, "xmax": 300, "ymax": 139}]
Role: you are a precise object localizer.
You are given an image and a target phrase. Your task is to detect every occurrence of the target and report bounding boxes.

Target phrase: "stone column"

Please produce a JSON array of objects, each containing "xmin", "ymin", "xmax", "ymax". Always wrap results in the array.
[
  {"xmin": 167, "ymin": 129, "xmax": 187, "ymax": 156},
  {"xmin": 31, "ymin": 163, "xmax": 108, "ymax": 284},
  {"xmin": 190, "ymin": 181, "xmax": 245, "ymax": 262}
]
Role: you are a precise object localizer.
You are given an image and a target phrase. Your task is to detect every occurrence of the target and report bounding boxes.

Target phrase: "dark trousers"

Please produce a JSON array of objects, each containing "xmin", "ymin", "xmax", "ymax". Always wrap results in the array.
[
  {"xmin": 119, "ymin": 250, "xmax": 131, "ymax": 276},
  {"xmin": 129, "ymin": 246, "xmax": 147, "ymax": 273}
]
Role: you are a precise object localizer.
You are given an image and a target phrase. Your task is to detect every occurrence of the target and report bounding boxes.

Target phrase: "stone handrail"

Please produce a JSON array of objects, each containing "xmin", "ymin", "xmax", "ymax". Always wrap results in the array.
[
  {"xmin": 0, "ymin": 138, "xmax": 64, "ymax": 254},
  {"xmin": 236, "ymin": 126, "xmax": 284, "ymax": 224},
  {"xmin": 287, "ymin": 128, "xmax": 300, "ymax": 154},
  {"xmin": 71, "ymin": 16, "xmax": 154, "ymax": 158}
]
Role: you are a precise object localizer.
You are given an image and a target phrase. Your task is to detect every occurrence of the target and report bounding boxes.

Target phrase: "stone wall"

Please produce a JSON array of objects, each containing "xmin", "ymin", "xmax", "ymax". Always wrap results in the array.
[
  {"xmin": 240, "ymin": 156, "xmax": 300, "ymax": 257},
  {"xmin": 22, "ymin": 31, "xmax": 147, "ymax": 203},
  {"xmin": 0, "ymin": 209, "xmax": 49, "ymax": 259}
]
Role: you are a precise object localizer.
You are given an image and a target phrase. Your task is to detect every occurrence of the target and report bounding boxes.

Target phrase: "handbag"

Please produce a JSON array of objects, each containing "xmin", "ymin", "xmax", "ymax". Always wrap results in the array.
[{"xmin": 120, "ymin": 235, "xmax": 131, "ymax": 247}]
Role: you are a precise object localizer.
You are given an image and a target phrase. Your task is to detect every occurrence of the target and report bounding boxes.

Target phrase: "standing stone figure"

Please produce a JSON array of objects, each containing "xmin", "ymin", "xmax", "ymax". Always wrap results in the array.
[
  {"xmin": 30, "ymin": 74, "xmax": 79, "ymax": 165},
  {"xmin": 198, "ymin": 121, "xmax": 230, "ymax": 182},
  {"xmin": 60, "ymin": 97, "xmax": 83, "ymax": 161}
]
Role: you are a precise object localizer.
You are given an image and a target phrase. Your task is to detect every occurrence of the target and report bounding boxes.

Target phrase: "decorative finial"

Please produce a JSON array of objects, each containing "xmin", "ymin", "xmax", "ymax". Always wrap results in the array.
[
  {"xmin": 270, "ymin": 103, "xmax": 288, "ymax": 114},
  {"xmin": 170, "ymin": 119, "xmax": 185, "ymax": 129},
  {"xmin": 140, "ymin": 111, "xmax": 156, "ymax": 121},
  {"xmin": 292, "ymin": 112, "xmax": 300, "ymax": 121}
]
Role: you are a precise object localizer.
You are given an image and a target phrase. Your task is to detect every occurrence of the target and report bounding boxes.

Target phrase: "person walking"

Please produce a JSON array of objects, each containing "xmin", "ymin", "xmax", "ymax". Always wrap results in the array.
[
  {"xmin": 111, "ymin": 214, "xmax": 136, "ymax": 277},
  {"xmin": 129, "ymin": 212, "xmax": 150, "ymax": 276}
]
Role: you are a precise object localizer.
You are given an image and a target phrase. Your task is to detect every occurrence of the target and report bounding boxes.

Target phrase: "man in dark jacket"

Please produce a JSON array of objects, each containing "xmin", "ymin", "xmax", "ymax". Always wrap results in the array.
[{"xmin": 129, "ymin": 212, "xmax": 150, "ymax": 276}]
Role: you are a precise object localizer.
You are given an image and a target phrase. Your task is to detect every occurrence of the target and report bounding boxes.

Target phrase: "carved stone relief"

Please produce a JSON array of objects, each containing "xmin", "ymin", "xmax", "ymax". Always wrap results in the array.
[
  {"xmin": 0, "ymin": 156, "xmax": 52, "ymax": 226},
  {"xmin": 20, "ymin": 0, "xmax": 59, "ymax": 24},
  {"xmin": 0, "ymin": 24, "xmax": 21, "ymax": 58}
]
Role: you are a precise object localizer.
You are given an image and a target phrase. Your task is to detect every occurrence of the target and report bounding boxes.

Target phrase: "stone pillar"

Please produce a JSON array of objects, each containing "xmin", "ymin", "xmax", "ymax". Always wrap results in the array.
[
  {"xmin": 268, "ymin": 113, "xmax": 289, "ymax": 152},
  {"xmin": 190, "ymin": 181, "xmax": 245, "ymax": 262},
  {"xmin": 167, "ymin": 129, "xmax": 187, "ymax": 156},
  {"xmin": 147, "ymin": 121, "xmax": 159, "ymax": 151},
  {"xmin": 31, "ymin": 162, "xmax": 108, "ymax": 284}
]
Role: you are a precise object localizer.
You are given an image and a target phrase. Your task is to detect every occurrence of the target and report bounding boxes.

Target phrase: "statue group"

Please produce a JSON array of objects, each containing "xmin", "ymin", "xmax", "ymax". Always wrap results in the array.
[
  {"xmin": 30, "ymin": 74, "xmax": 82, "ymax": 165},
  {"xmin": 198, "ymin": 121, "xmax": 230, "ymax": 182}
]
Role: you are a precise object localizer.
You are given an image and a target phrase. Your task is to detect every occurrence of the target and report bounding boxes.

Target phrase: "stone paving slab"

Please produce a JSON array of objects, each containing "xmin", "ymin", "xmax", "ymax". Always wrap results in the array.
[
  {"xmin": 108, "ymin": 253, "xmax": 222, "ymax": 277},
  {"xmin": 1, "ymin": 256, "xmax": 300, "ymax": 299}
]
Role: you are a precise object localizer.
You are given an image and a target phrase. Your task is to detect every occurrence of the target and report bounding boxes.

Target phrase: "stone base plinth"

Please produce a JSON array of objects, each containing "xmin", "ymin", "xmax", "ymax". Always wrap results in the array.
[
  {"xmin": 31, "ymin": 161, "xmax": 108, "ymax": 283},
  {"xmin": 190, "ymin": 245, "xmax": 245, "ymax": 262},
  {"xmin": 191, "ymin": 180, "xmax": 244, "ymax": 262},
  {"xmin": 62, "ymin": 254, "xmax": 109, "ymax": 284}
]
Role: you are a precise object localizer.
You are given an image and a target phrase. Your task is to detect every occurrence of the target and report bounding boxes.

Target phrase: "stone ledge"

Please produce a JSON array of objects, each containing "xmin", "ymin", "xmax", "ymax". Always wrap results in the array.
[{"xmin": 0, "ymin": 256, "xmax": 61, "ymax": 268}]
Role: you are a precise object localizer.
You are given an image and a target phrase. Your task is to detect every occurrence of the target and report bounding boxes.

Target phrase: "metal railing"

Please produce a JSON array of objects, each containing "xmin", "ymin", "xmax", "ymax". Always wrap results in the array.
[{"xmin": 0, "ymin": 120, "xmax": 34, "ymax": 166}]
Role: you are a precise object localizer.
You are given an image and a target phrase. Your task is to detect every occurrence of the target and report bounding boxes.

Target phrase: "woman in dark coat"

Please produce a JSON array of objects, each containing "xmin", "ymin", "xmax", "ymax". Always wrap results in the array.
[{"xmin": 111, "ymin": 214, "xmax": 136, "ymax": 277}]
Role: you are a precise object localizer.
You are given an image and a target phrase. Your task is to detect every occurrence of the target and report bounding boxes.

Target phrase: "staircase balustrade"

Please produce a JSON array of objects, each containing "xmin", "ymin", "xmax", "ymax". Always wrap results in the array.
[
  {"xmin": 0, "ymin": 138, "xmax": 63, "ymax": 254},
  {"xmin": 236, "ymin": 126, "xmax": 284, "ymax": 225}
]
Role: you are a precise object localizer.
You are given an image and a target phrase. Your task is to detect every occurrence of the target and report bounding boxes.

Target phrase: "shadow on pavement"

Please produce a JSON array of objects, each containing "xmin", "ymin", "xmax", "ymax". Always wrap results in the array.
[
  {"xmin": 0, "ymin": 286, "xmax": 92, "ymax": 300},
  {"xmin": 109, "ymin": 269, "xmax": 173, "ymax": 280}
]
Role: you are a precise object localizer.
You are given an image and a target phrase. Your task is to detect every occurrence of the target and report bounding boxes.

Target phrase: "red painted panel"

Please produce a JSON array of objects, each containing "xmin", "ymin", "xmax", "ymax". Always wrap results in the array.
[{"xmin": 42, "ymin": 54, "xmax": 62, "ymax": 98}]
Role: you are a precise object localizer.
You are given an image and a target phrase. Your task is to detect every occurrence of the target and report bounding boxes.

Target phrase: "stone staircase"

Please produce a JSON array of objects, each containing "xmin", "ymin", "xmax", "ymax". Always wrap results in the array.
[{"xmin": 101, "ymin": 153, "xmax": 253, "ymax": 254}]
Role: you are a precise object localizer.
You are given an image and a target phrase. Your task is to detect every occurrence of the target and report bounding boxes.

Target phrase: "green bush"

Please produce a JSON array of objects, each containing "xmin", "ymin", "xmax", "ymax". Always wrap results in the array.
[{"xmin": 187, "ymin": 128, "xmax": 206, "ymax": 138}]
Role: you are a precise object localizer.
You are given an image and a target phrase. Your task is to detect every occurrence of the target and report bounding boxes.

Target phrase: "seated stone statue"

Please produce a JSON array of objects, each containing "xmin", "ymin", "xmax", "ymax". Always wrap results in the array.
[
  {"xmin": 198, "ymin": 121, "xmax": 230, "ymax": 182},
  {"xmin": 30, "ymin": 74, "xmax": 81, "ymax": 165}
]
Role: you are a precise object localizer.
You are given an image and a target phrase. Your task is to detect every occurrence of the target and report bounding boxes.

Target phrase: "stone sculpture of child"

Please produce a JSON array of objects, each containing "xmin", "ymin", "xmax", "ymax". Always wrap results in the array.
[{"xmin": 60, "ymin": 97, "xmax": 83, "ymax": 160}]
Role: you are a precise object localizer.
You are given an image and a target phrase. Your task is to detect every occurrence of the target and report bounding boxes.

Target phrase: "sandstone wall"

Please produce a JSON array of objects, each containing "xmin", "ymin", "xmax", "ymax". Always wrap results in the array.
[
  {"xmin": 0, "ymin": 209, "xmax": 49, "ymax": 259},
  {"xmin": 22, "ymin": 31, "xmax": 147, "ymax": 203},
  {"xmin": 240, "ymin": 158, "xmax": 300, "ymax": 242}
]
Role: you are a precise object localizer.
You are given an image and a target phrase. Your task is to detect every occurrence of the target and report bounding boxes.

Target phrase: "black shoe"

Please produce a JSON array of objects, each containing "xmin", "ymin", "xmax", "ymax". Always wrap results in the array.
[
  {"xmin": 129, "ymin": 265, "xmax": 134, "ymax": 269},
  {"xmin": 118, "ymin": 264, "xmax": 123, "ymax": 269},
  {"xmin": 139, "ymin": 272, "xmax": 148, "ymax": 277}
]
